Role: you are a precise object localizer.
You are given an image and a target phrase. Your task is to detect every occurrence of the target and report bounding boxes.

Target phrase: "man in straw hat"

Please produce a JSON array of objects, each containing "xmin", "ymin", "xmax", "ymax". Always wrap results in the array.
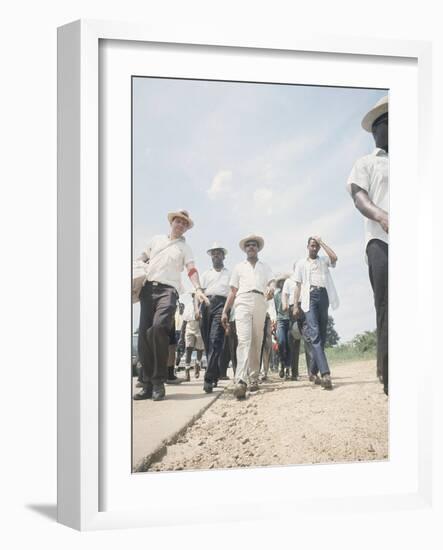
[
  {"xmin": 347, "ymin": 95, "xmax": 389, "ymax": 395},
  {"xmin": 293, "ymin": 236, "xmax": 339, "ymax": 390},
  {"xmin": 197, "ymin": 242, "xmax": 231, "ymax": 393},
  {"xmin": 133, "ymin": 210, "xmax": 209, "ymax": 401},
  {"xmin": 222, "ymin": 234, "xmax": 275, "ymax": 399}
]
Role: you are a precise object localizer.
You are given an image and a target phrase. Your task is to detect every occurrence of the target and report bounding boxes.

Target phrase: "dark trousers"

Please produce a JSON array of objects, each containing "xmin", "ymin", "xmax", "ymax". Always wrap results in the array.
[
  {"xmin": 304, "ymin": 288, "xmax": 330, "ymax": 376},
  {"xmin": 220, "ymin": 320, "xmax": 238, "ymax": 376},
  {"xmin": 289, "ymin": 305, "xmax": 312, "ymax": 376},
  {"xmin": 367, "ymin": 239, "xmax": 388, "ymax": 394},
  {"xmin": 199, "ymin": 296, "xmax": 226, "ymax": 383},
  {"xmin": 296, "ymin": 314, "xmax": 313, "ymax": 376},
  {"xmin": 276, "ymin": 319, "xmax": 291, "ymax": 367},
  {"xmin": 260, "ymin": 316, "xmax": 272, "ymax": 375},
  {"xmin": 288, "ymin": 324, "xmax": 301, "ymax": 377},
  {"xmin": 219, "ymin": 334, "xmax": 230, "ymax": 377},
  {"xmin": 138, "ymin": 282, "xmax": 177, "ymax": 384}
]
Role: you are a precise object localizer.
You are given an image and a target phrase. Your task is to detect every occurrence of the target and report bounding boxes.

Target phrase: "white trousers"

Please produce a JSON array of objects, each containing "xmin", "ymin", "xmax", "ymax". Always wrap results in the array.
[{"xmin": 234, "ymin": 292, "xmax": 267, "ymax": 384}]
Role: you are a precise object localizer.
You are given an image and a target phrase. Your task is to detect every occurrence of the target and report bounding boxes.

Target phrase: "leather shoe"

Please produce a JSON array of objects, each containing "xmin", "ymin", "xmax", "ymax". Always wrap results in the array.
[
  {"xmin": 203, "ymin": 381, "xmax": 213, "ymax": 393},
  {"xmin": 152, "ymin": 383, "xmax": 166, "ymax": 401},
  {"xmin": 249, "ymin": 380, "xmax": 259, "ymax": 392},
  {"xmin": 233, "ymin": 381, "xmax": 247, "ymax": 399},
  {"xmin": 321, "ymin": 374, "xmax": 332, "ymax": 390},
  {"xmin": 133, "ymin": 385, "xmax": 153, "ymax": 400},
  {"xmin": 279, "ymin": 367, "xmax": 285, "ymax": 379},
  {"xmin": 166, "ymin": 376, "xmax": 183, "ymax": 385}
]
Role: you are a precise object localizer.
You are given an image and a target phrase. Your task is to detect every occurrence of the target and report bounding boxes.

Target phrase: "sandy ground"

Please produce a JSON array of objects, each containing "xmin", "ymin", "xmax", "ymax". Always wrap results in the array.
[{"xmin": 149, "ymin": 360, "xmax": 388, "ymax": 472}]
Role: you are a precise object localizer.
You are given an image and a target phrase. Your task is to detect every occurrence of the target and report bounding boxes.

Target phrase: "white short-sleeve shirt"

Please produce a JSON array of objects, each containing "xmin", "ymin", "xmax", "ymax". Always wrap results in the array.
[
  {"xmin": 229, "ymin": 260, "xmax": 274, "ymax": 296},
  {"xmin": 347, "ymin": 148, "xmax": 389, "ymax": 249},
  {"xmin": 200, "ymin": 267, "xmax": 231, "ymax": 297},
  {"xmin": 294, "ymin": 255, "xmax": 339, "ymax": 313},
  {"xmin": 282, "ymin": 277, "xmax": 296, "ymax": 307},
  {"xmin": 139, "ymin": 234, "xmax": 194, "ymax": 292}
]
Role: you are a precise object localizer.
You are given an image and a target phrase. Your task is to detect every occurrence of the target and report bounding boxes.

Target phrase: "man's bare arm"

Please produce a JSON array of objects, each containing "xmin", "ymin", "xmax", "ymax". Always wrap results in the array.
[
  {"xmin": 221, "ymin": 287, "xmax": 238, "ymax": 329},
  {"xmin": 186, "ymin": 261, "xmax": 210, "ymax": 305},
  {"xmin": 293, "ymin": 282, "xmax": 302, "ymax": 317},
  {"xmin": 313, "ymin": 236, "xmax": 338, "ymax": 265},
  {"xmin": 350, "ymin": 183, "xmax": 389, "ymax": 233},
  {"xmin": 281, "ymin": 289, "xmax": 288, "ymax": 312}
]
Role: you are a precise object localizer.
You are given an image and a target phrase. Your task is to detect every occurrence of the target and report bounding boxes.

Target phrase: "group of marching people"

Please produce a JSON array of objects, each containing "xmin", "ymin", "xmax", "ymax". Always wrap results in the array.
[
  {"xmin": 132, "ymin": 94, "xmax": 389, "ymax": 402},
  {"xmin": 132, "ymin": 214, "xmax": 339, "ymax": 401}
]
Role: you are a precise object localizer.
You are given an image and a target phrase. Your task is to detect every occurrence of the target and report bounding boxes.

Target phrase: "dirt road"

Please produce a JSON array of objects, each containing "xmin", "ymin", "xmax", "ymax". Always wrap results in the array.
[{"xmin": 148, "ymin": 359, "xmax": 388, "ymax": 472}]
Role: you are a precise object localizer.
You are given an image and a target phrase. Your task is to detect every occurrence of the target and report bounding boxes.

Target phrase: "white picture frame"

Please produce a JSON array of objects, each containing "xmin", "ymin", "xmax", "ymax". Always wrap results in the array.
[{"xmin": 57, "ymin": 19, "xmax": 433, "ymax": 531}]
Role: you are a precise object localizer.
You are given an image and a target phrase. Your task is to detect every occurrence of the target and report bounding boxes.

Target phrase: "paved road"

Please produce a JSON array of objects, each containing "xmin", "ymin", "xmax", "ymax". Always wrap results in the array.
[{"xmin": 132, "ymin": 372, "xmax": 232, "ymax": 471}]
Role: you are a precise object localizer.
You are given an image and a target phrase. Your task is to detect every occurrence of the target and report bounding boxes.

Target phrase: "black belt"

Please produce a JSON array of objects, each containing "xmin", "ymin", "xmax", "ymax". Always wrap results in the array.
[
  {"xmin": 249, "ymin": 290, "xmax": 264, "ymax": 296},
  {"xmin": 206, "ymin": 295, "xmax": 227, "ymax": 300},
  {"xmin": 147, "ymin": 281, "xmax": 177, "ymax": 295}
]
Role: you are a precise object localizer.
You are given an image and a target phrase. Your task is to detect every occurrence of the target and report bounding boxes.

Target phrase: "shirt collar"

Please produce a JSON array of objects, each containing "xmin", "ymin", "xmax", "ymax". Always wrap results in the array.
[
  {"xmin": 167, "ymin": 234, "xmax": 185, "ymax": 243},
  {"xmin": 373, "ymin": 147, "xmax": 388, "ymax": 157}
]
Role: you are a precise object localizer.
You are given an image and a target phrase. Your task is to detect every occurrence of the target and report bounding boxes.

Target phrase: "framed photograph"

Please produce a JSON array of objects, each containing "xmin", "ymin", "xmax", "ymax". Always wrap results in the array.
[{"xmin": 57, "ymin": 19, "xmax": 433, "ymax": 530}]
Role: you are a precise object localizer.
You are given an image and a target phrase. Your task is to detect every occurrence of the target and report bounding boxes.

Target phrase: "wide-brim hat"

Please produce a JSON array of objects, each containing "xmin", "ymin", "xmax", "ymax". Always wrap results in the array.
[
  {"xmin": 206, "ymin": 241, "xmax": 228, "ymax": 256},
  {"xmin": 167, "ymin": 209, "xmax": 194, "ymax": 229},
  {"xmin": 239, "ymin": 234, "xmax": 265, "ymax": 252},
  {"xmin": 361, "ymin": 95, "xmax": 389, "ymax": 132}
]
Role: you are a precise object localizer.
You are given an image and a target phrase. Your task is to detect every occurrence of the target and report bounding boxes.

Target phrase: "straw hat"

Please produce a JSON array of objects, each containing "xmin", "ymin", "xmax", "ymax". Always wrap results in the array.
[
  {"xmin": 361, "ymin": 95, "xmax": 388, "ymax": 132},
  {"xmin": 239, "ymin": 234, "xmax": 265, "ymax": 252},
  {"xmin": 167, "ymin": 209, "xmax": 194, "ymax": 229},
  {"xmin": 206, "ymin": 241, "xmax": 228, "ymax": 256}
]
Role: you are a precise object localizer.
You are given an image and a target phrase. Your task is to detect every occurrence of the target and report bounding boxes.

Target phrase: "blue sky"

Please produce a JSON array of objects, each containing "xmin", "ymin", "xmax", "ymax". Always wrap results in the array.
[{"xmin": 132, "ymin": 77, "xmax": 387, "ymax": 343}]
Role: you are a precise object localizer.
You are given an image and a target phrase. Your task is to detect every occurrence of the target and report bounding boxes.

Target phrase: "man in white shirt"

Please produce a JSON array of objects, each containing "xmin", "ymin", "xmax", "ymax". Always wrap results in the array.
[
  {"xmin": 198, "ymin": 242, "xmax": 231, "ymax": 393},
  {"xmin": 133, "ymin": 210, "xmax": 209, "ymax": 401},
  {"xmin": 347, "ymin": 95, "xmax": 389, "ymax": 395},
  {"xmin": 293, "ymin": 237, "xmax": 339, "ymax": 390},
  {"xmin": 222, "ymin": 234, "xmax": 275, "ymax": 398}
]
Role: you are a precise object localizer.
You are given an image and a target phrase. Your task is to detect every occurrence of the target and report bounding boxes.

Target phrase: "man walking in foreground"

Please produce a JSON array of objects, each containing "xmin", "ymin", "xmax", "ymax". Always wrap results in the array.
[
  {"xmin": 222, "ymin": 234, "xmax": 275, "ymax": 399},
  {"xmin": 347, "ymin": 95, "xmax": 389, "ymax": 395},
  {"xmin": 199, "ymin": 242, "xmax": 231, "ymax": 393},
  {"xmin": 133, "ymin": 210, "xmax": 209, "ymax": 401},
  {"xmin": 293, "ymin": 237, "xmax": 339, "ymax": 390}
]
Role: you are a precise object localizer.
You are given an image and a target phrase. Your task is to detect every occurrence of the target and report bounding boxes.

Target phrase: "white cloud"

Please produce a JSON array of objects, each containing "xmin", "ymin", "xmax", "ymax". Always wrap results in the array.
[{"xmin": 207, "ymin": 170, "xmax": 233, "ymax": 200}]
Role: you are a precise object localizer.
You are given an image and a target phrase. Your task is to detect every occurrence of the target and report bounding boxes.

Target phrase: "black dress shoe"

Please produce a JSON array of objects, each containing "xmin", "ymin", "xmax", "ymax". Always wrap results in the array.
[
  {"xmin": 133, "ymin": 385, "xmax": 153, "ymax": 400},
  {"xmin": 166, "ymin": 376, "xmax": 183, "ymax": 385},
  {"xmin": 203, "ymin": 381, "xmax": 213, "ymax": 393},
  {"xmin": 152, "ymin": 383, "xmax": 166, "ymax": 401}
]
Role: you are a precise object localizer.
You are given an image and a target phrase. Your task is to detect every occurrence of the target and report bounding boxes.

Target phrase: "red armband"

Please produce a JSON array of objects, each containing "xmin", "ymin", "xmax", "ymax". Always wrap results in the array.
[{"xmin": 187, "ymin": 267, "xmax": 198, "ymax": 278}]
